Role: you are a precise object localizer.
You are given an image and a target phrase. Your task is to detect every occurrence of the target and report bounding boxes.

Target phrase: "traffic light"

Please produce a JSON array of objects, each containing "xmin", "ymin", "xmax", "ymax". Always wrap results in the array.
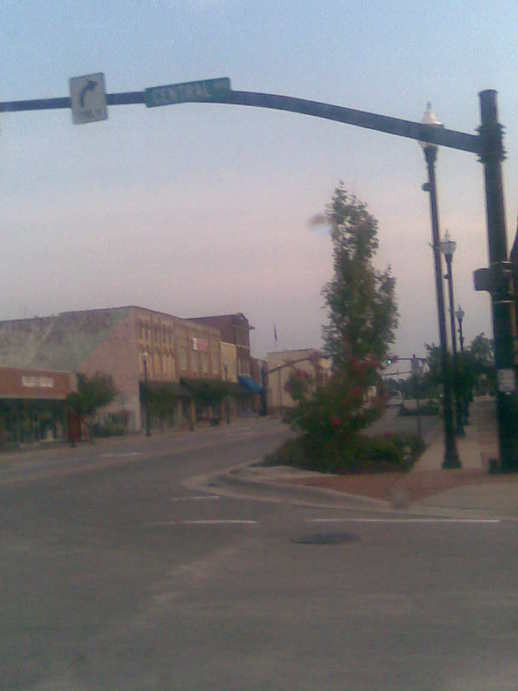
[{"xmin": 384, "ymin": 355, "xmax": 398, "ymax": 367}]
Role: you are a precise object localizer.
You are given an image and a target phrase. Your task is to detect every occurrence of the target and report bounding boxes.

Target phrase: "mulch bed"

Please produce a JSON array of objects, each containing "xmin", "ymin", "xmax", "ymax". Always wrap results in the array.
[{"xmin": 293, "ymin": 468, "xmax": 518, "ymax": 503}]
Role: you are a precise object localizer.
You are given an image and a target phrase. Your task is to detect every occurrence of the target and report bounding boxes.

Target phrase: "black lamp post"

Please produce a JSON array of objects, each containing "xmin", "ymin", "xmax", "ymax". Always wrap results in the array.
[
  {"xmin": 440, "ymin": 230, "xmax": 465, "ymax": 436},
  {"xmin": 455, "ymin": 304, "xmax": 470, "ymax": 425},
  {"xmin": 455, "ymin": 305, "xmax": 465, "ymax": 353},
  {"xmin": 420, "ymin": 103, "xmax": 461, "ymax": 468},
  {"xmin": 142, "ymin": 350, "xmax": 151, "ymax": 437}
]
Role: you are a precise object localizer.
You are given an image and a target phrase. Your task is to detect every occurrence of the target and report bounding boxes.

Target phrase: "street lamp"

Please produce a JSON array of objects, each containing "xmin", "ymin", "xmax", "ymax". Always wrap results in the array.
[
  {"xmin": 455, "ymin": 305, "xmax": 465, "ymax": 353},
  {"xmin": 420, "ymin": 103, "xmax": 461, "ymax": 468},
  {"xmin": 440, "ymin": 229, "xmax": 465, "ymax": 436},
  {"xmin": 454, "ymin": 304, "xmax": 470, "ymax": 425},
  {"xmin": 142, "ymin": 351, "xmax": 151, "ymax": 437}
]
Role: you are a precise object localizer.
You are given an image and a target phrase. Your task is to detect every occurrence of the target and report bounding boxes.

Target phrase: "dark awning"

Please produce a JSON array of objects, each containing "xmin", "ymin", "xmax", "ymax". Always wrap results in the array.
[{"xmin": 238, "ymin": 375, "xmax": 263, "ymax": 394}]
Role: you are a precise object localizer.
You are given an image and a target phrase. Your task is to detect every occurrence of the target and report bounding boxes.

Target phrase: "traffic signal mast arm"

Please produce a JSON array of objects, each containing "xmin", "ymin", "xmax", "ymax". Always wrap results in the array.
[{"xmin": 0, "ymin": 87, "xmax": 481, "ymax": 154}]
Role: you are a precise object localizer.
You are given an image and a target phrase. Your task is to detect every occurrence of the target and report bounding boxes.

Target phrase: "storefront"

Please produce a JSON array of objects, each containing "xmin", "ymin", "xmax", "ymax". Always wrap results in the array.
[{"xmin": 0, "ymin": 367, "xmax": 76, "ymax": 445}]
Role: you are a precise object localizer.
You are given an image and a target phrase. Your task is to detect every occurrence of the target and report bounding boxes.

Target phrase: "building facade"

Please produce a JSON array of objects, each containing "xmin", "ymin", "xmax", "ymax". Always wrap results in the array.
[
  {"xmin": 188, "ymin": 313, "xmax": 253, "ymax": 377},
  {"xmin": 266, "ymin": 349, "xmax": 331, "ymax": 413},
  {"xmin": 0, "ymin": 306, "xmax": 222, "ymax": 432}
]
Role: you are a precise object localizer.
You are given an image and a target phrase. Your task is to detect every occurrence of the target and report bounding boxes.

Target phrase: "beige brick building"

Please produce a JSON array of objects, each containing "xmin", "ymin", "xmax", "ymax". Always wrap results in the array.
[
  {"xmin": 266, "ymin": 349, "xmax": 331, "ymax": 413},
  {"xmin": 0, "ymin": 306, "xmax": 221, "ymax": 432}
]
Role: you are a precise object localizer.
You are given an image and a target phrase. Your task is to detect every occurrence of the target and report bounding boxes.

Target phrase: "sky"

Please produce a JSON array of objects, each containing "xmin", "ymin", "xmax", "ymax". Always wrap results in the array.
[{"xmin": 2, "ymin": 1, "xmax": 518, "ymax": 361}]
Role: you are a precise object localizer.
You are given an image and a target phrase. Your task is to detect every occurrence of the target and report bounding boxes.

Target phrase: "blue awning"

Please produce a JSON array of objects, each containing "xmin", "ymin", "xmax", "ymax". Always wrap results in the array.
[{"xmin": 238, "ymin": 374, "xmax": 263, "ymax": 394}]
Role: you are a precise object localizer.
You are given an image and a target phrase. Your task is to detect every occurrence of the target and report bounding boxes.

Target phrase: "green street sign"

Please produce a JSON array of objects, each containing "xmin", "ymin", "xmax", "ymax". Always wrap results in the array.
[{"xmin": 145, "ymin": 77, "xmax": 231, "ymax": 108}]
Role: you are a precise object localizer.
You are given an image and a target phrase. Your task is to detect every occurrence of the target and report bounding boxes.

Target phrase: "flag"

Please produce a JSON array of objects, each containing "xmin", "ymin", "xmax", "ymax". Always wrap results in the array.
[{"xmin": 273, "ymin": 323, "xmax": 278, "ymax": 344}]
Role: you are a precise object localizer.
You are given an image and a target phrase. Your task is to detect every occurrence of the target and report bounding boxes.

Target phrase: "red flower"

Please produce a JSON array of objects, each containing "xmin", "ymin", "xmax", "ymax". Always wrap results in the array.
[
  {"xmin": 331, "ymin": 416, "xmax": 341, "ymax": 429},
  {"xmin": 351, "ymin": 387, "xmax": 362, "ymax": 399}
]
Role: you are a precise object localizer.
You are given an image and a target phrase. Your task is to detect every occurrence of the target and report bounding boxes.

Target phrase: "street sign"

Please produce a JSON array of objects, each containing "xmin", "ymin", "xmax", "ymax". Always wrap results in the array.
[
  {"xmin": 69, "ymin": 73, "xmax": 108, "ymax": 124},
  {"xmin": 145, "ymin": 77, "xmax": 231, "ymax": 108}
]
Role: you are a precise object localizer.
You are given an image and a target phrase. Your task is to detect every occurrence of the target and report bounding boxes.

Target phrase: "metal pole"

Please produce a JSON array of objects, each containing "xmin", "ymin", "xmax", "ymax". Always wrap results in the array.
[
  {"xmin": 423, "ymin": 147, "xmax": 461, "ymax": 468},
  {"xmin": 479, "ymin": 90, "xmax": 518, "ymax": 471},
  {"xmin": 143, "ymin": 357, "xmax": 151, "ymax": 437},
  {"xmin": 445, "ymin": 255, "xmax": 458, "ymax": 355},
  {"xmin": 445, "ymin": 254, "xmax": 465, "ymax": 436},
  {"xmin": 458, "ymin": 316, "xmax": 465, "ymax": 353},
  {"xmin": 261, "ymin": 364, "xmax": 268, "ymax": 416},
  {"xmin": 412, "ymin": 355, "xmax": 423, "ymax": 441}
]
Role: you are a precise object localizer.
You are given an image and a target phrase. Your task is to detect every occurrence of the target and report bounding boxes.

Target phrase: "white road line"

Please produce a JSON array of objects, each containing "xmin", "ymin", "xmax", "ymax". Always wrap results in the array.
[
  {"xmin": 306, "ymin": 517, "xmax": 501, "ymax": 524},
  {"xmin": 147, "ymin": 519, "xmax": 259, "ymax": 526},
  {"xmin": 170, "ymin": 495, "xmax": 221, "ymax": 502}
]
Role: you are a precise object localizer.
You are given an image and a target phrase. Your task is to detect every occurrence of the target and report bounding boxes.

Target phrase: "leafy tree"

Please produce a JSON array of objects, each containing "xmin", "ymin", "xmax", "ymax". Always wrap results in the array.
[
  {"xmin": 286, "ymin": 356, "xmax": 386, "ymax": 465},
  {"xmin": 470, "ymin": 332, "xmax": 494, "ymax": 368},
  {"xmin": 469, "ymin": 332, "xmax": 496, "ymax": 394},
  {"xmin": 320, "ymin": 183, "xmax": 398, "ymax": 372},
  {"xmin": 66, "ymin": 372, "xmax": 117, "ymax": 439},
  {"xmin": 181, "ymin": 379, "xmax": 232, "ymax": 415},
  {"xmin": 143, "ymin": 382, "xmax": 178, "ymax": 429},
  {"xmin": 284, "ymin": 368, "xmax": 313, "ymax": 402}
]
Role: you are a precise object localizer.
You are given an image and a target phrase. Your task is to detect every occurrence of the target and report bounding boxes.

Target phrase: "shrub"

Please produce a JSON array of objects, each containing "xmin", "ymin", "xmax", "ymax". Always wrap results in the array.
[{"xmin": 263, "ymin": 431, "xmax": 425, "ymax": 474}]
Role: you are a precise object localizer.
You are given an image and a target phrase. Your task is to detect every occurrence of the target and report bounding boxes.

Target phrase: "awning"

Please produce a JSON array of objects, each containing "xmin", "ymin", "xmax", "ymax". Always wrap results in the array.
[{"xmin": 238, "ymin": 375, "xmax": 263, "ymax": 394}]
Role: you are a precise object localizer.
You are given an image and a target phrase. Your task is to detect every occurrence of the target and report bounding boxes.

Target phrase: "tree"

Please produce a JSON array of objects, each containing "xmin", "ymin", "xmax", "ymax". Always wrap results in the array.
[
  {"xmin": 320, "ymin": 183, "xmax": 398, "ymax": 372},
  {"xmin": 469, "ymin": 332, "xmax": 496, "ymax": 394},
  {"xmin": 66, "ymin": 372, "xmax": 117, "ymax": 439},
  {"xmin": 143, "ymin": 382, "xmax": 178, "ymax": 430}
]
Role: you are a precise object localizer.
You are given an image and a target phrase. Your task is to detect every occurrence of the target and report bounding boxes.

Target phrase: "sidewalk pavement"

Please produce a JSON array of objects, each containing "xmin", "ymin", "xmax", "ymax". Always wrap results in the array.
[{"xmin": 221, "ymin": 397, "xmax": 518, "ymax": 518}]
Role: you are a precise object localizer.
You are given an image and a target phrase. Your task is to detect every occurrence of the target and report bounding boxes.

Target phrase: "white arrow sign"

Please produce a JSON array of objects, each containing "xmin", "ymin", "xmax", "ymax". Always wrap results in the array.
[{"xmin": 69, "ymin": 73, "xmax": 108, "ymax": 125}]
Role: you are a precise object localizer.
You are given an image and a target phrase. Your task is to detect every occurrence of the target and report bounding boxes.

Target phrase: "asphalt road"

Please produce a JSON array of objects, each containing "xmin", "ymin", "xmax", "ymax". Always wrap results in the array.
[{"xmin": 1, "ymin": 418, "xmax": 517, "ymax": 690}]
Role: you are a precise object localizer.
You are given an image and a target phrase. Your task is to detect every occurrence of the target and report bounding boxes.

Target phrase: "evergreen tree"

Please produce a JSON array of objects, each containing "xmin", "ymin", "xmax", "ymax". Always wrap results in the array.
[{"xmin": 321, "ymin": 183, "xmax": 398, "ymax": 371}]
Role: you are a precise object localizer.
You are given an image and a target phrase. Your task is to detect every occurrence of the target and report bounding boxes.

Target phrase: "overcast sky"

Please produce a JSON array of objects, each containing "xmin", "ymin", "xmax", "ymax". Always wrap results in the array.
[{"xmin": 2, "ymin": 1, "xmax": 517, "ymax": 359}]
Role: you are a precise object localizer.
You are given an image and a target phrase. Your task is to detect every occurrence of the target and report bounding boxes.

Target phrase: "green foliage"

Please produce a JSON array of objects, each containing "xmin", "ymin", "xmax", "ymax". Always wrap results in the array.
[
  {"xmin": 66, "ymin": 372, "xmax": 117, "ymax": 419},
  {"xmin": 320, "ymin": 183, "xmax": 398, "ymax": 370},
  {"xmin": 92, "ymin": 411, "xmax": 130, "ymax": 437},
  {"xmin": 143, "ymin": 382, "xmax": 178, "ymax": 422},
  {"xmin": 425, "ymin": 334, "xmax": 495, "ymax": 401},
  {"xmin": 264, "ymin": 431, "xmax": 424, "ymax": 474},
  {"xmin": 284, "ymin": 368, "xmax": 313, "ymax": 402},
  {"xmin": 469, "ymin": 332, "xmax": 496, "ymax": 393},
  {"xmin": 286, "ymin": 356, "xmax": 385, "ymax": 451},
  {"xmin": 181, "ymin": 378, "xmax": 231, "ymax": 408},
  {"xmin": 470, "ymin": 332, "xmax": 494, "ymax": 368}
]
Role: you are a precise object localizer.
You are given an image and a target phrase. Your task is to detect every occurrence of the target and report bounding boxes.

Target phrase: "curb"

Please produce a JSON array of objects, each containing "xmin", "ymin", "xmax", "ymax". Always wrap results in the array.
[{"xmin": 184, "ymin": 460, "xmax": 506, "ymax": 519}]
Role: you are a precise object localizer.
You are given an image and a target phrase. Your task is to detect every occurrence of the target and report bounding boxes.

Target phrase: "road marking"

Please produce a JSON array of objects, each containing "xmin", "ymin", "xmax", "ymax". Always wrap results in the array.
[
  {"xmin": 100, "ymin": 451, "xmax": 143, "ymax": 458},
  {"xmin": 147, "ymin": 519, "xmax": 259, "ymax": 526},
  {"xmin": 306, "ymin": 517, "xmax": 501, "ymax": 524},
  {"xmin": 170, "ymin": 495, "xmax": 221, "ymax": 502}
]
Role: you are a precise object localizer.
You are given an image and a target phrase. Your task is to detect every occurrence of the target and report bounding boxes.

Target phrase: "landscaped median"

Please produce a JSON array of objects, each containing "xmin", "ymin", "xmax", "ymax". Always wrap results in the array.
[{"xmin": 263, "ymin": 431, "xmax": 425, "ymax": 475}]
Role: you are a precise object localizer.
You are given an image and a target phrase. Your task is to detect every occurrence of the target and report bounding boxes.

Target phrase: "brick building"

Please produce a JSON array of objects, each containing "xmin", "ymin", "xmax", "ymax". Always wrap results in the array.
[
  {"xmin": 0, "ymin": 307, "xmax": 221, "ymax": 432},
  {"xmin": 266, "ymin": 348, "xmax": 331, "ymax": 413},
  {"xmin": 188, "ymin": 313, "xmax": 253, "ymax": 376}
]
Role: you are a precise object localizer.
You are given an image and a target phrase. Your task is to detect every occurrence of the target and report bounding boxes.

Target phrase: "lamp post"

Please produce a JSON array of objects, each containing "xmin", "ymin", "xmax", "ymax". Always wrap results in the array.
[
  {"xmin": 420, "ymin": 103, "xmax": 461, "ymax": 468},
  {"xmin": 142, "ymin": 351, "xmax": 151, "ymax": 437},
  {"xmin": 440, "ymin": 229, "xmax": 465, "ymax": 436},
  {"xmin": 455, "ymin": 305, "xmax": 465, "ymax": 353},
  {"xmin": 454, "ymin": 305, "xmax": 470, "ymax": 425}
]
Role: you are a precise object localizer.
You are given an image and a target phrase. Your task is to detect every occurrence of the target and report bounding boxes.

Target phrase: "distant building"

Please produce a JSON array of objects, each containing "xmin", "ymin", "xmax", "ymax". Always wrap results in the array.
[
  {"xmin": 0, "ymin": 306, "xmax": 265, "ymax": 432},
  {"xmin": 188, "ymin": 313, "xmax": 253, "ymax": 377},
  {"xmin": 266, "ymin": 348, "xmax": 331, "ymax": 413},
  {"xmin": 0, "ymin": 306, "xmax": 221, "ymax": 432}
]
